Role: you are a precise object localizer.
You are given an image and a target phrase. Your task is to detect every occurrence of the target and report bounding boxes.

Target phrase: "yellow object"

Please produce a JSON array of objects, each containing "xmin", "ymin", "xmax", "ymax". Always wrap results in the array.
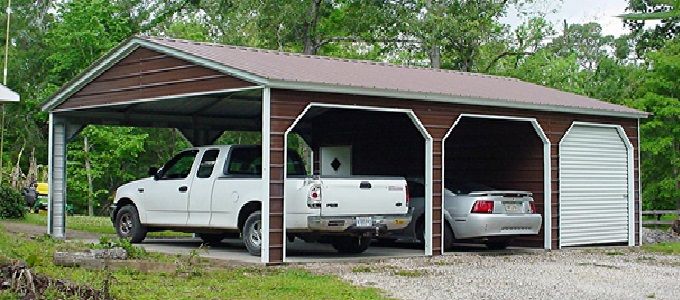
[{"xmin": 36, "ymin": 182, "xmax": 48, "ymax": 195}]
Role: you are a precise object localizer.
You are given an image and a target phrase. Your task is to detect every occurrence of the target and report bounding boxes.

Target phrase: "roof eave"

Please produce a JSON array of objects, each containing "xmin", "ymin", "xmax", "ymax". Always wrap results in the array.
[{"xmin": 266, "ymin": 80, "xmax": 648, "ymax": 119}]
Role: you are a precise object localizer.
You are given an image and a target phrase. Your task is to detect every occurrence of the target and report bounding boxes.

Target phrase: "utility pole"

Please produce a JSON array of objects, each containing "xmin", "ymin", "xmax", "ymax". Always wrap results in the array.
[{"xmin": 0, "ymin": 0, "xmax": 12, "ymax": 184}]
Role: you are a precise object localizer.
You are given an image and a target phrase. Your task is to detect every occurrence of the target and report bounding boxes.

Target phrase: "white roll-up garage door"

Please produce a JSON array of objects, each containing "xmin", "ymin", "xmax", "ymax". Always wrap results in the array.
[{"xmin": 559, "ymin": 124, "xmax": 631, "ymax": 247}]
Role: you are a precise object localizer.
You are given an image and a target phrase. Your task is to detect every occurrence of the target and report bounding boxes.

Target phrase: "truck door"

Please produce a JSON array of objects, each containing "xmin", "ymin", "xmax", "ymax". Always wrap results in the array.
[
  {"xmin": 187, "ymin": 148, "xmax": 220, "ymax": 226},
  {"xmin": 143, "ymin": 150, "xmax": 199, "ymax": 225}
]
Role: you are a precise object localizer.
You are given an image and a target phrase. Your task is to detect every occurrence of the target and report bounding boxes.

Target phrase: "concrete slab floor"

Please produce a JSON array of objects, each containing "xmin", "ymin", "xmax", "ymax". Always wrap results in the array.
[{"xmin": 138, "ymin": 238, "xmax": 426, "ymax": 264}]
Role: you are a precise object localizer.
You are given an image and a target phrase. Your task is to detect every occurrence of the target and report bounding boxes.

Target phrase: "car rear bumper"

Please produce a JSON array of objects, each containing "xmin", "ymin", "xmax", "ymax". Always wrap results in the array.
[
  {"xmin": 453, "ymin": 213, "xmax": 542, "ymax": 239},
  {"xmin": 307, "ymin": 214, "xmax": 411, "ymax": 233}
]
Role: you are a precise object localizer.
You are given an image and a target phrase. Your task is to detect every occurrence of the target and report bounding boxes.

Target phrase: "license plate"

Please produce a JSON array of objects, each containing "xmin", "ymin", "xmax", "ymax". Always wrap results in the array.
[
  {"xmin": 504, "ymin": 202, "xmax": 521, "ymax": 213},
  {"xmin": 356, "ymin": 217, "xmax": 373, "ymax": 227}
]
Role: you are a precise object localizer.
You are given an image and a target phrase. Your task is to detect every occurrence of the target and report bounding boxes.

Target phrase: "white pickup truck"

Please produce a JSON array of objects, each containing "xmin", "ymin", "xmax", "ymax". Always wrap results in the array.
[{"xmin": 110, "ymin": 145, "xmax": 411, "ymax": 255}]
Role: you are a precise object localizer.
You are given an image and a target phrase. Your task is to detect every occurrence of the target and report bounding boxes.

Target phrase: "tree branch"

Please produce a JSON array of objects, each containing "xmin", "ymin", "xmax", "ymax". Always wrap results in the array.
[{"xmin": 484, "ymin": 50, "xmax": 535, "ymax": 72}]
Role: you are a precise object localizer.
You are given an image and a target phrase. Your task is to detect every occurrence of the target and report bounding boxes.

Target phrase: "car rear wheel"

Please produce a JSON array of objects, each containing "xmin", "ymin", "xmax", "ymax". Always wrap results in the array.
[
  {"xmin": 331, "ymin": 236, "xmax": 371, "ymax": 254},
  {"xmin": 115, "ymin": 205, "xmax": 147, "ymax": 243},
  {"xmin": 443, "ymin": 222, "xmax": 455, "ymax": 251},
  {"xmin": 242, "ymin": 211, "xmax": 262, "ymax": 256},
  {"xmin": 415, "ymin": 218, "xmax": 456, "ymax": 251}
]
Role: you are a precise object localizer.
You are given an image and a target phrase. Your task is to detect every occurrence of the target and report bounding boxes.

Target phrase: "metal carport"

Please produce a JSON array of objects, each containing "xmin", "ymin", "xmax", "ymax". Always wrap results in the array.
[{"xmin": 43, "ymin": 36, "xmax": 647, "ymax": 264}]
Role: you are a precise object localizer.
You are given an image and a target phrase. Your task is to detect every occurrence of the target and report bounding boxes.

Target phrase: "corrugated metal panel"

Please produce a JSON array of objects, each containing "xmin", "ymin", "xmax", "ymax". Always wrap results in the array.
[
  {"xmin": 560, "ymin": 125, "xmax": 629, "ymax": 247},
  {"xmin": 141, "ymin": 37, "xmax": 644, "ymax": 116}
]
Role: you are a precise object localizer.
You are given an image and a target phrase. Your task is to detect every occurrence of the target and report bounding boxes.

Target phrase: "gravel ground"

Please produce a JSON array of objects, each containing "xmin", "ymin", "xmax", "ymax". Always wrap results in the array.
[
  {"xmin": 642, "ymin": 227, "xmax": 680, "ymax": 244},
  {"xmin": 305, "ymin": 248, "xmax": 680, "ymax": 300}
]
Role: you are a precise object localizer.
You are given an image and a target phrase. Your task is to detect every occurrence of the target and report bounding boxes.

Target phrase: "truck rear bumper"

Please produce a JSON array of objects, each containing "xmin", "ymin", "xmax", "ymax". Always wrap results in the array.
[{"xmin": 307, "ymin": 215, "xmax": 411, "ymax": 233}]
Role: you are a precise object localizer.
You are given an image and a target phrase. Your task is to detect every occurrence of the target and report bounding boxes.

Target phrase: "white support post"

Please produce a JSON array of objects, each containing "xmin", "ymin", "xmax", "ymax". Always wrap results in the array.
[
  {"xmin": 260, "ymin": 87, "xmax": 271, "ymax": 263},
  {"xmin": 424, "ymin": 137, "xmax": 434, "ymax": 256},
  {"xmin": 48, "ymin": 114, "xmax": 68, "ymax": 238}
]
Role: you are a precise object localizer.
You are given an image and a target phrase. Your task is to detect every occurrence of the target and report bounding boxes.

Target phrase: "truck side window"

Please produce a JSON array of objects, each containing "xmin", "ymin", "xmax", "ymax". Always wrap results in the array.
[
  {"xmin": 197, "ymin": 149, "xmax": 220, "ymax": 178},
  {"xmin": 159, "ymin": 150, "xmax": 198, "ymax": 180},
  {"xmin": 226, "ymin": 148, "xmax": 260, "ymax": 176},
  {"xmin": 225, "ymin": 147, "xmax": 307, "ymax": 176}
]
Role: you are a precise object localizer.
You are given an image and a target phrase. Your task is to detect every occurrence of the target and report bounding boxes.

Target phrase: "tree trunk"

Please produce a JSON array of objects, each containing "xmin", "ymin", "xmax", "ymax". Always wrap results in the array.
[
  {"xmin": 302, "ymin": 0, "xmax": 322, "ymax": 55},
  {"xmin": 429, "ymin": 44, "xmax": 441, "ymax": 69},
  {"xmin": 84, "ymin": 136, "xmax": 95, "ymax": 217}
]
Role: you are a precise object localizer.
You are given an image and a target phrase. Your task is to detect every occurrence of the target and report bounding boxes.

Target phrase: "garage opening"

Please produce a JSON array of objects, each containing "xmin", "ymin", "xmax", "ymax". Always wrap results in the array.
[
  {"xmin": 282, "ymin": 105, "xmax": 432, "ymax": 262},
  {"xmin": 442, "ymin": 115, "xmax": 550, "ymax": 250}
]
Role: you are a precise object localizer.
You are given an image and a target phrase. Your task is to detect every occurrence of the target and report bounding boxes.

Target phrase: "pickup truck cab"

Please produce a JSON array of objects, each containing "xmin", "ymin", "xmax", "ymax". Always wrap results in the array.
[{"xmin": 111, "ymin": 145, "xmax": 410, "ymax": 255}]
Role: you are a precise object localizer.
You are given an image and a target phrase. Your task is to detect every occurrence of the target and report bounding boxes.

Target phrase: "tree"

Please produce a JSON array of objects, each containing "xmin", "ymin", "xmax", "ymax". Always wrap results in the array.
[
  {"xmin": 629, "ymin": 39, "xmax": 680, "ymax": 210},
  {"xmin": 622, "ymin": 0, "xmax": 680, "ymax": 56}
]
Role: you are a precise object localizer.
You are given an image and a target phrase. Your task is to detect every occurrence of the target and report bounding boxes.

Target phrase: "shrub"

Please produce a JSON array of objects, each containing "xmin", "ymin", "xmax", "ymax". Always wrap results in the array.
[
  {"xmin": 0, "ymin": 184, "xmax": 25, "ymax": 219},
  {"xmin": 96, "ymin": 236, "xmax": 148, "ymax": 259}
]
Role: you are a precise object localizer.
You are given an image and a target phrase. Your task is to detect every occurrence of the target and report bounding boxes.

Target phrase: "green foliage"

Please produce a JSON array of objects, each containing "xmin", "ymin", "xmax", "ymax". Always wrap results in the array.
[
  {"xmin": 97, "ymin": 236, "xmax": 148, "ymax": 259},
  {"xmin": 629, "ymin": 39, "xmax": 680, "ymax": 210},
  {"xmin": 0, "ymin": 227, "xmax": 387, "ymax": 299},
  {"xmin": 0, "ymin": 184, "xmax": 25, "ymax": 219},
  {"xmin": 642, "ymin": 242, "xmax": 680, "ymax": 255}
]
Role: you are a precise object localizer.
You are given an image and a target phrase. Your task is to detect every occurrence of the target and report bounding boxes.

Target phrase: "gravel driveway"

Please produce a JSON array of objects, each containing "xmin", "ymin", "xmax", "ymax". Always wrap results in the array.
[{"xmin": 305, "ymin": 248, "xmax": 680, "ymax": 300}]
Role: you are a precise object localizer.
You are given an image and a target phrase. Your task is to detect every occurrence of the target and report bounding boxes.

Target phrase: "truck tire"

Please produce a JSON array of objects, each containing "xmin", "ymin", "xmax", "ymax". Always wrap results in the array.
[
  {"xmin": 242, "ymin": 211, "xmax": 262, "ymax": 256},
  {"xmin": 198, "ymin": 233, "xmax": 226, "ymax": 246},
  {"xmin": 115, "ymin": 205, "xmax": 147, "ymax": 243},
  {"xmin": 331, "ymin": 236, "xmax": 371, "ymax": 254}
]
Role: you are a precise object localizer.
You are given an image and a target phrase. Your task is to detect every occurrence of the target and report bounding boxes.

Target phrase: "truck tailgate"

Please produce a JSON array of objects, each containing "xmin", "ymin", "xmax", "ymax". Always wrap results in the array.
[{"xmin": 319, "ymin": 177, "xmax": 408, "ymax": 216}]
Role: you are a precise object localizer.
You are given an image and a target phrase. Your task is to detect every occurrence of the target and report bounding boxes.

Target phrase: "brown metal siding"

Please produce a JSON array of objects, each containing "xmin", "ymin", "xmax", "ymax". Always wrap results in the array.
[
  {"xmin": 56, "ymin": 48, "xmax": 252, "ymax": 110},
  {"xmin": 269, "ymin": 89, "xmax": 640, "ymax": 258}
]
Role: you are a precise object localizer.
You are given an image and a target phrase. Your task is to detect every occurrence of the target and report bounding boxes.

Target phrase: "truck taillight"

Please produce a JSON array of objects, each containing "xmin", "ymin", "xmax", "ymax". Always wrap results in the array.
[
  {"xmin": 307, "ymin": 185, "xmax": 321, "ymax": 208},
  {"xmin": 529, "ymin": 201, "xmax": 537, "ymax": 214},
  {"xmin": 471, "ymin": 200, "xmax": 494, "ymax": 214},
  {"xmin": 405, "ymin": 184, "xmax": 410, "ymax": 206}
]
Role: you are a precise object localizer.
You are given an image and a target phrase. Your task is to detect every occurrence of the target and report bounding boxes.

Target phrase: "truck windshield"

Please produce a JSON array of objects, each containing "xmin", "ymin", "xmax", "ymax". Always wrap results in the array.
[{"xmin": 225, "ymin": 147, "xmax": 306, "ymax": 176}]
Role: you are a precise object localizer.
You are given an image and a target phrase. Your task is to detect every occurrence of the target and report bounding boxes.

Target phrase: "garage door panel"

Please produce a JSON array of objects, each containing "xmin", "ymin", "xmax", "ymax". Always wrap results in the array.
[{"xmin": 560, "ymin": 125, "xmax": 630, "ymax": 247}]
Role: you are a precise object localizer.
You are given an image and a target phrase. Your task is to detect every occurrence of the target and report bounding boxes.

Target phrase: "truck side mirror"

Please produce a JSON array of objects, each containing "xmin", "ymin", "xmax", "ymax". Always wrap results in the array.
[{"xmin": 148, "ymin": 167, "xmax": 159, "ymax": 178}]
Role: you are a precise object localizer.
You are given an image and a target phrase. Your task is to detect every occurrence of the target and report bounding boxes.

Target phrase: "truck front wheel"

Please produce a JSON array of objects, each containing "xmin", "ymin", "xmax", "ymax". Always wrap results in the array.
[
  {"xmin": 115, "ymin": 205, "xmax": 147, "ymax": 243},
  {"xmin": 243, "ymin": 211, "xmax": 262, "ymax": 256},
  {"xmin": 331, "ymin": 236, "xmax": 371, "ymax": 254}
]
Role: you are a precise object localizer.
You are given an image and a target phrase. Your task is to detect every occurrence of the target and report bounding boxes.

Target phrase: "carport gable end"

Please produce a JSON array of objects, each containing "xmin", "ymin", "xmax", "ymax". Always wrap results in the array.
[{"xmin": 43, "ymin": 36, "xmax": 646, "ymax": 264}]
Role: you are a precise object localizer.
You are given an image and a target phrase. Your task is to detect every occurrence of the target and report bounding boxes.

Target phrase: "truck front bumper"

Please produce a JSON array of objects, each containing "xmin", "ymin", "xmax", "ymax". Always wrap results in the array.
[{"xmin": 307, "ymin": 214, "xmax": 411, "ymax": 233}]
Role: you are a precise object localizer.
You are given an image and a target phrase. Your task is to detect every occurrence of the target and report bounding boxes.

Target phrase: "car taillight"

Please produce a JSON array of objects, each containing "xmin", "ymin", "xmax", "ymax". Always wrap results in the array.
[
  {"xmin": 529, "ymin": 201, "xmax": 537, "ymax": 214},
  {"xmin": 307, "ymin": 185, "xmax": 321, "ymax": 208},
  {"xmin": 405, "ymin": 184, "xmax": 410, "ymax": 206},
  {"xmin": 471, "ymin": 200, "xmax": 494, "ymax": 214}
]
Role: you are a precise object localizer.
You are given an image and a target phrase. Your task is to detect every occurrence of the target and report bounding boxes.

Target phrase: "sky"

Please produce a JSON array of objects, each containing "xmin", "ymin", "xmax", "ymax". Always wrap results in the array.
[{"xmin": 502, "ymin": 0, "xmax": 632, "ymax": 37}]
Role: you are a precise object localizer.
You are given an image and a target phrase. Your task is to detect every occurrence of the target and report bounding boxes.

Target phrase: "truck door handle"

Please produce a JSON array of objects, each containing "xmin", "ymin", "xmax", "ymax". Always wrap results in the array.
[
  {"xmin": 178, "ymin": 186, "xmax": 188, "ymax": 192},
  {"xmin": 359, "ymin": 181, "xmax": 371, "ymax": 189},
  {"xmin": 137, "ymin": 187, "xmax": 144, "ymax": 193}
]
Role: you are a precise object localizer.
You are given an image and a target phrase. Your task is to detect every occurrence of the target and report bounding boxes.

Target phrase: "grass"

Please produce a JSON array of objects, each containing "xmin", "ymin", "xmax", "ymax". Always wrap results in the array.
[
  {"xmin": 20, "ymin": 213, "xmax": 190, "ymax": 237},
  {"xmin": 0, "ymin": 291, "xmax": 19, "ymax": 300},
  {"xmin": 392, "ymin": 269, "xmax": 427, "ymax": 277},
  {"xmin": 642, "ymin": 242, "xmax": 680, "ymax": 255},
  {"xmin": 0, "ymin": 225, "xmax": 388, "ymax": 300}
]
